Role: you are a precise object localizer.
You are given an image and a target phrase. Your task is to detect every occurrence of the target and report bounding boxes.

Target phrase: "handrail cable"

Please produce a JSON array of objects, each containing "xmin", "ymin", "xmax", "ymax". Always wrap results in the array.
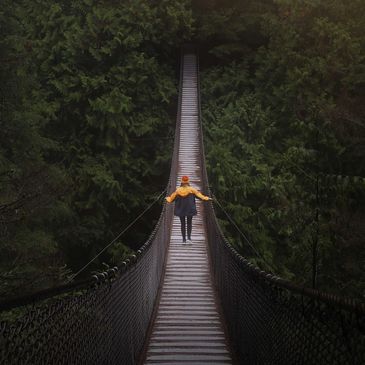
[
  {"xmin": 212, "ymin": 194, "xmax": 275, "ymax": 273},
  {"xmin": 68, "ymin": 188, "xmax": 166, "ymax": 282}
]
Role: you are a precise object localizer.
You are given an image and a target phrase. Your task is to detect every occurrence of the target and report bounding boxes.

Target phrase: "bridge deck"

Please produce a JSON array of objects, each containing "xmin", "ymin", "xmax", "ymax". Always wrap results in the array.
[{"xmin": 143, "ymin": 54, "xmax": 233, "ymax": 364}]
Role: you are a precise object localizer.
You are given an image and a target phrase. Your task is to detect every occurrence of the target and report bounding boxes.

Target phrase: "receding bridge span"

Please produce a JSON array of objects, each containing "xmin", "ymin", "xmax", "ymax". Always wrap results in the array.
[{"xmin": 0, "ymin": 46, "xmax": 364, "ymax": 365}]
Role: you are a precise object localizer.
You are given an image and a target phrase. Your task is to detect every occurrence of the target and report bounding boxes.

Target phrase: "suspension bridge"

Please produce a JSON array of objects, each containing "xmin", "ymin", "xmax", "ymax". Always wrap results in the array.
[{"xmin": 1, "ymin": 47, "xmax": 364, "ymax": 365}]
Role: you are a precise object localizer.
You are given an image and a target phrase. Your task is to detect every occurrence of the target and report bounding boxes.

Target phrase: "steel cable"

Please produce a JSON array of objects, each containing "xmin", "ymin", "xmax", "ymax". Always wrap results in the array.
[
  {"xmin": 212, "ymin": 194, "xmax": 276, "ymax": 273},
  {"xmin": 69, "ymin": 189, "xmax": 166, "ymax": 282}
]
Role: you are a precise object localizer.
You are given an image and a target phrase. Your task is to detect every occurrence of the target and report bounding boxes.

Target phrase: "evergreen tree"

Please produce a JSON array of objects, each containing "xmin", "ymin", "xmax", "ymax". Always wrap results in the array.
[
  {"xmin": 199, "ymin": 0, "xmax": 365, "ymax": 298},
  {"xmin": 0, "ymin": 0, "xmax": 194, "ymax": 298}
]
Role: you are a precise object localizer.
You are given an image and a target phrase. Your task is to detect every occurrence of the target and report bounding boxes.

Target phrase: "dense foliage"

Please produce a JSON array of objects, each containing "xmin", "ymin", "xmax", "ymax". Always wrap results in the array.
[
  {"xmin": 1, "ymin": 0, "xmax": 363, "ymax": 300},
  {"xmin": 199, "ymin": 0, "xmax": 365, "ymax": 298},
  {"xmin": 0, "ymin": 0, "xmax": 193, "ymax": 298}
]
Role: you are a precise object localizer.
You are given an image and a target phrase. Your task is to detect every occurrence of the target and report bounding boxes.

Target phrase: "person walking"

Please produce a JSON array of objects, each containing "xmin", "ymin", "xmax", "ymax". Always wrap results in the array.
[{"xmin": 166, "ymin": 175, "xmax": 212, "ymax": 244}]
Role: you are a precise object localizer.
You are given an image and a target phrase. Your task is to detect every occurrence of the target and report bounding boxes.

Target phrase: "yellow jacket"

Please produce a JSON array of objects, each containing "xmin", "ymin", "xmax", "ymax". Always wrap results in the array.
[{"xmin": 166, "ymin": 185, "xmax": 210, "ymax": 203}]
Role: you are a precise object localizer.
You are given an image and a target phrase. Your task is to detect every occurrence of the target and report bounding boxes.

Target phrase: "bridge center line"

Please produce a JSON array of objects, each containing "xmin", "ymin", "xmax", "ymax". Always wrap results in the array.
[{"xmin": 143, "ymin": 52, "xmax": 233, "ymax": 364}]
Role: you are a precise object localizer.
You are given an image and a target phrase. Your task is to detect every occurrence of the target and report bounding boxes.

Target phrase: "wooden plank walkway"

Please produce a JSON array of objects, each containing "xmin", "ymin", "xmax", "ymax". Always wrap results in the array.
[{"xmin": 143, "ymin": 54, "xmax": 233, "ymax": 364}]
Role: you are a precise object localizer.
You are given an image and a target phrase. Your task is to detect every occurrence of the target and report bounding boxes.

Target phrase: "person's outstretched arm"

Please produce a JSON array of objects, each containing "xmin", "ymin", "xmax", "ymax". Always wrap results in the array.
[
  {"xmin": 191, "ymin": 188, "xmax": 212, "ymax": 201},
  {"xmin": 165, "ymin": 191, "xmax": 178, "ymax": 203}
]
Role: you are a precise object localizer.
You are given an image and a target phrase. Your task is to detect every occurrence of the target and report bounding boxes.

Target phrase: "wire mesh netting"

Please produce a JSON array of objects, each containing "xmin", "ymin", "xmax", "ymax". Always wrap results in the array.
[
  {"xmin": 0, "ymin": 202, "xmax": 172, "ymax": 364},
  {"xmin": 203, "ymin": 210, "xmax": 365, "ymax": 364}
]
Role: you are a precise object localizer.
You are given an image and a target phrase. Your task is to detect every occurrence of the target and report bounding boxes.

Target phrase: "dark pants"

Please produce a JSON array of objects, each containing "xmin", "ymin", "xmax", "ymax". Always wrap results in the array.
[{"xmin": 179, "ymin": 216, "xmax": 192, "ymax": 242}]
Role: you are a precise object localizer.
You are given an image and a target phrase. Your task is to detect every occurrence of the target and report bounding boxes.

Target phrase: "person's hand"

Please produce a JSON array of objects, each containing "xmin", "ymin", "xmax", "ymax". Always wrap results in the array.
[{"xmin": 208, "ymin": 197, "xmax": 213, "ymax": 201}]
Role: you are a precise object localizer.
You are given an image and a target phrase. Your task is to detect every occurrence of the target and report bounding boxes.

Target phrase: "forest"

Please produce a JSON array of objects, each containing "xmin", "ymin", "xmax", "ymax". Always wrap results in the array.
[{"xmin": 1, "ymin": 0, "xmax": 364, "ymax": 301}]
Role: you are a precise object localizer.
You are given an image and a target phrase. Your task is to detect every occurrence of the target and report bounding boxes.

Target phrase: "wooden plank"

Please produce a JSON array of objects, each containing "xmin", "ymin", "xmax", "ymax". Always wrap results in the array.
[{"xmin": 146, "ymin": 354, "xmax": 232, "ymax": 362}]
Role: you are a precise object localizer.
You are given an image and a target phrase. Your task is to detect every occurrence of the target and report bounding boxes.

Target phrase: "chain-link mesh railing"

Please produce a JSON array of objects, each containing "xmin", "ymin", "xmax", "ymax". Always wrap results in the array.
[
  {"xmin": 0, "ymin": 51, "xmax": 184, "ymax": 365},
  {"xmin": 0, "ymin": 205, "xmax": 172, "ymax": 365},
  {"xmin": 195, "ymin": 47, "xmax": 365, "ymax": 365}
]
